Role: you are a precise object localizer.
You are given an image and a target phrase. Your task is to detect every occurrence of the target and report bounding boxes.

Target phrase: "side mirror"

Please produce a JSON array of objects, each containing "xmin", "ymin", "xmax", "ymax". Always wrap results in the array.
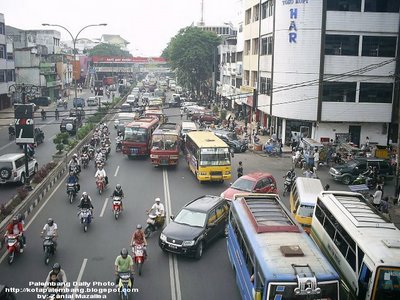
[
  {"xmin": 208, "ymin": 223, "xmax": 215, "ymax": 228},
  {"xmin": 170, "ymin": 215, "xmax": 175, "ymax": 220}
]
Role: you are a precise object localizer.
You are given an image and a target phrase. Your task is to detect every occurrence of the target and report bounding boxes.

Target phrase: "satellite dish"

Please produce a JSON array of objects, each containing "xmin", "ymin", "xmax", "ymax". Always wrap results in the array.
[{"xmin": 66, "ymin": 123, "xmax": 73, "ymax": 131}]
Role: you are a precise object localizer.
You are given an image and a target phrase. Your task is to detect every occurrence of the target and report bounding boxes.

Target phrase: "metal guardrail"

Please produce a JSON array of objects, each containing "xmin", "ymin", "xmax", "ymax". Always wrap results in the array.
[{"xmin": 0, "ymin": 94, "xmax": 128, "ymax": 248}]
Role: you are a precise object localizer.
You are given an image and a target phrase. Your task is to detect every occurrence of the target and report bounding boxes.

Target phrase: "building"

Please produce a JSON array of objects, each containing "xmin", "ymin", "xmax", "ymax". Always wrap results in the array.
[
  {"xmin": 242, "ymin": 0, "xmax": 399, "ymax": 146},
  {"xmin": 0, "ymin": 13, "xmax": 15, "ymax": 110}
]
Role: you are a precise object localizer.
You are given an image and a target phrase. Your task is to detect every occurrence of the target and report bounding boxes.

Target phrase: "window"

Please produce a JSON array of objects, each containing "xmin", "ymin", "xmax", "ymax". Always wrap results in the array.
[
  {"xmin": 261, "ymin": 37, "xmax": 268, "ymax": 55},
  {"xmin": 231, "ymin": 53, "xmax": 236, "ymax": 63},
  {"xmin": 261, "ymin": 1, "xmax": 268, "ymax": 19},
  {"xmin": 260, "ymin": 77, "xmax": 267, "ymax": 94},
  {"xmin": 0, "ymin": 22, "xmax": 5, "ymax": 35},
  {"xmin": 252, "ymin": 38, "xmax": 259, "ymax": 55},
  {"xmin": 236, "ymin": 52, "xmax": 243, "ymax": 62},
  {"xmin": 245, "ymin": 40, "xmax": 251, "ymax": 55},
  {"xmin": 0, "ymin": 44, "xmax": 5, "ymax": 59},
  {"xmin": 207, "ymin": 209, "xmax": 217, "ymax": 225},
  {"xmin": 359, "ymin": 83, "xmax": 393, "ymax": 103},
  {"xmin": 365, "ymin": 0, "xmax": 399, "ymax": 12},
  {"xmin": 0, "ymin": 70, "xmax": 5, "ymax": 83},
  {"xmin": 253, "ymin": 4, "xmax": 260, "ymax": 22},
  {"xmin": 322, "ymin": 82, "xmax": 357, "ymax": 102},
  {"xmin": 6, "ymin": 70, "xmax": 15, "ymax": 82},
  {"xmin": 362, "ymin": 36, "xmax": 396, "ymax": 57},
  {"xmin": 245, "ymin": 9, "xmax": 251, "ymax": 25},
  {"xmin": 325, "ymin": 35, "xmax": 359, "ymax": 56},
  {"xmin": 315, "ymin": 204, "xmax": 325, "ymax": 224},
  {"xmin": 266, "ymin": 78, "xmax": 272, "ymax": 95},
  {"xmin": 327, "ymin": 0, "xmax": 361, "ymax": 11},
  {"xmin": 267, "ymin": 36, "xmax": 273, "ymax": 55},
  {"xmin": 268, "ymin": 0, "xmax": 274, "ymax": 17}
]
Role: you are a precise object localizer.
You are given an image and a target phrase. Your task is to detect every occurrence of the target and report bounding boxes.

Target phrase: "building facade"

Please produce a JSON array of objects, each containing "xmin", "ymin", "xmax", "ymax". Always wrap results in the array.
[
  {"xmin": 242, "ymin": 0, "xmax": 400, "ymax": 146},
  {"xmin": 0, "ymin": 13, "xmax": 15, "ymax": 110}
]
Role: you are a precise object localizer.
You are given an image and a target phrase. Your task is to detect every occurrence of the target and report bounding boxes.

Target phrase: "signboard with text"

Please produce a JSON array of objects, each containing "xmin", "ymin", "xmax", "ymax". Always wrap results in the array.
[{"xmin": 14, "ymin": 104, "xmax": 34, "ymax": 144}]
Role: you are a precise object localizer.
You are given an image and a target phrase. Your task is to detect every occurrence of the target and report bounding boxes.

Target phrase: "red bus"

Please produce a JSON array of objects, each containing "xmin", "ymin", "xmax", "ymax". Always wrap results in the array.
[
  {"xmin": 150, "ymin": 123, "xmax": 181, "ymax": 166},
  {"xmin": 122, "ymin": 117, "xmax": 159, "ymax": 157}
]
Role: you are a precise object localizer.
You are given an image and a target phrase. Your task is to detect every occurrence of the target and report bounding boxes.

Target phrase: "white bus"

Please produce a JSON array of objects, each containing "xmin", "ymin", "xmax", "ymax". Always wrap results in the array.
[{"xmin": 311, "ymin": 191, "xmax": 400, "ymax": 300}]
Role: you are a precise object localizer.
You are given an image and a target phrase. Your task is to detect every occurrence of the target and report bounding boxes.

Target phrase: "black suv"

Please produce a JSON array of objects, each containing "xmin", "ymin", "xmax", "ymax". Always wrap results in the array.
[
  {"xmin": 329, "ymin": 158, "xmax": 394, "ymax": 184},
  {"xmin": 213, "ymin": 130, "xmax": 248, "ymax": 153},
  {"xmin": 29, "ymin": 97, "xmax": 51, "ymax": 106},
  {"xmin": 159, "ymin": 195, "xmax": 229, "ymax": 259},
  {"xmin": 60, "ymin": 117, "xmax": 79, "ymax": 135}
]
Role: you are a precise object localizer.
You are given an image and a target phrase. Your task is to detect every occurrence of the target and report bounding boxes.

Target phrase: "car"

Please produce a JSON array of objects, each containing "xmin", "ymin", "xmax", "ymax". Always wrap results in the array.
[
  {"xmin": 0, "ymin": 153, "xmax": 38, "ymax": 185},
  {"xmin": 60, "ymin": 117, "xmax": 79, "ymax": 135},
  {"xmin": 221, "ymin": 172, "xmax": 278, "ymax": 201},
  {"xmin": 114, "ymin": 112, "xmax": 137, "ymax": 133},
  {"xmin": 199, "ymin": 112, "xmax": 219, "ymax": 124},
  {"xmin": 73, "ymin": 97, "xmax": 85, "ymax": 108},
  {"xmin": 120, "ymin": 103, "xmax": 133, "ymax": 112},
  {"xmin": 329, "ymin": 157, "xmax": 394, "ymax": 185},
  {"xmin": 212, "ymin": 130, "xmax": 248, "ymax": 153},
  {"xmin": 86, "ymin": 97, "xmax": 98, "ymax": 106},
  {"xmin": 159, "ymin": 195, "xmax": 229, "ymax": 259},
  {"xmin": 29, "ymin": 96, "xmax": 51, "ymax": 106}
]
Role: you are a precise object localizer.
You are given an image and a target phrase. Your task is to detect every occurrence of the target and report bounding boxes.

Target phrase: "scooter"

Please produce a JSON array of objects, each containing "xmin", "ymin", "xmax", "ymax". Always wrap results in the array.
[
  {"xmin": 81, "ymin": 154, "xmax": 89, "ymax": 169},
  {"xmin": 78, "ymin": 208, "xmax": 92, "ymax": 232},
  {"xmin": 282, "ymin": 175, "xmax": 295, "ymax": 196},
  {"xmin": 116, "ymin": 140, "xmax": 122, "ymax": 152},
  {"xmin": 96, "ymin": 177, "xmax": 105, "ymax": 195},
  {"xmin": 6, "ymin": 234, "xmax": 22, "ymax": 264},
  {"xmin": 117, "ymin": 272, "xmax": 133, "ymax": 300},
  {"xmin": 112, "ymin": 196, "xmax": 122, "ymax": 219},
  {"xmin": 352, "ymin": 174, "xmax": 377, "ymax": 190},
  {"xmin": 132, "ymin": 244, "xmax": 146, "ymax": 276},
  {"xmin": 144, "ymin": 211, "xmax": 165, "ymax": 238},
  {"xmin": 67, "ymin": 183, "xmax": 78, "ymax": 204},
  {"xmin": 43, "ymin": 235, "xmax": 55, "ymax": 265}
]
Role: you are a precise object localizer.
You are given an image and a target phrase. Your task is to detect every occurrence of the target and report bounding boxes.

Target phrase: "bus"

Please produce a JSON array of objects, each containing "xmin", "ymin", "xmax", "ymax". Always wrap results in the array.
[
  {"xmin": 122, "ymin": 117, "xmax": 159, "ymax": 157},
  {"xmin": 289, "ymin": 177, "xmax": 324, "ymax": 233},
  {"xmin": 311, "ymin": 191, "xmax": 400, "ymax": 300},
  {"xmin": 184, "ymin": 131, "xmax": 232, "ymax": 183},
  {"xmin": 144, "ymin": 109, "xmax": 167, "ymax": 124},
  {"xmin": 150, "ymin": 123, "xmax": 181, "ymax": 166},
  {"xmin": 228, "ymin": 193, "xmax": 340, "ymax": 300}
]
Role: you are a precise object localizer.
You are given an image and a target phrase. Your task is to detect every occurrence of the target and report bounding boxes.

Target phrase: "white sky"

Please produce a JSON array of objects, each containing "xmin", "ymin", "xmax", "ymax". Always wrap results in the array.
[{"xmin": 2, "ymin": 0, "xmax": 240, "ymax": 56}]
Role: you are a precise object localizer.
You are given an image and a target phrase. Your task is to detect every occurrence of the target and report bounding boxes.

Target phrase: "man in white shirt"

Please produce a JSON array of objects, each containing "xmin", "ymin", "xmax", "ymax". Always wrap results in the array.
[
  {"xmin": 41, "ymin": 218, "xmax": 58, "ymax": 250},
  {"xmin": 372, "ymin": 186, "xmax": 383, "ymax": 208},
  {"xmin": 94, "ymin": 165, "xmax": 108, "ymax": 185},
  {"xmin": 313, "ymin": 149, "xmax": 320, "ymax": 170},
  {"xmin": 150, "ymin": 197, "xmax": 165, "ymax": 217}
]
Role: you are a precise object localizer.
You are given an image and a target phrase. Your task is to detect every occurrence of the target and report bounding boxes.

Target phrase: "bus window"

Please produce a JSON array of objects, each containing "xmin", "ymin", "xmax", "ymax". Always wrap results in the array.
[
  {"xmin": 375, "ymin": 267, "xmax": 400, "ymax": 299},
  {"xmin": 358, "ymin": 263, "xmax": 372, "ymax": 299}
]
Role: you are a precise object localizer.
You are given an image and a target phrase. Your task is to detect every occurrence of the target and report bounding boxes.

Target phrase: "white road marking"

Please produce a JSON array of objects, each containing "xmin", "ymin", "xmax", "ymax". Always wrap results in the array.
[
  {"xmin": 100, "ymin": 197, "xmax": 109, "ymax": 217},
  {"xmin": 72, "ymin": 258, "xmax": 88, "ymax": 300},
  {"xmin": 47, "ymin": 134, "xmax": 57, "ymax": 142},
  {"xmin": 114, "ymin": 165, "xmax": 120, "ymax": 177},
  {"xmin": 0, "ymin": 172, "xmax": 68, "ymax": 264},
  {"xmin": 163, "ymin": 169, "xmax": 182, "ymax": 300},
  {"xmin": 0, "ymin": 141, "xmax": 15, "ymax": 151}
]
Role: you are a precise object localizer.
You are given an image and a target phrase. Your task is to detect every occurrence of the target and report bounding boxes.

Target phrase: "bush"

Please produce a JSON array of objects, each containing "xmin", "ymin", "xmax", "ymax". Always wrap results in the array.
[
  {"xmin": 32, "ymin": 172, "xmax": 44, "ymax": 184},
  {"xmin": 220, "ymin": 109, "xmax": 227, "ymax": 121},
  {"xmin": 53, "ymin": 132, "xmax": 70, "ymax": 153},
  {"xmin": 45, "ymin": 161, "xmax": 57, "ymax": 170},
  {"xmin": 77, "ymin": 124, "xmax": 93, "ymax": 140},
  {"xmin": 212, "ymin": 105, "xmax": 219, "ymax": 114},
  {"xmin": 16, "ymin": 187, "xmax": 29, "ymax": 200}
]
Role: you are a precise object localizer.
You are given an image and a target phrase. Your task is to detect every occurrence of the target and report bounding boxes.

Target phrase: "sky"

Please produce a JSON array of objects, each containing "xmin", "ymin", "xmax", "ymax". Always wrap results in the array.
[{"xmin": 2, "ymin": 0, "xmax": 240, "ymax": 57}]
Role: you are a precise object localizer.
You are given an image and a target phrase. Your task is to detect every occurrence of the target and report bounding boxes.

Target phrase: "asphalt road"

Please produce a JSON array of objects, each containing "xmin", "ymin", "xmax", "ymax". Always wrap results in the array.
[
  {"xmin": 0, "ymin": 91, "xmax": 99, "ymax": 206},
  {"xmin": 0, "ymin": 101, "xmax": 396, "ymax": 299}
]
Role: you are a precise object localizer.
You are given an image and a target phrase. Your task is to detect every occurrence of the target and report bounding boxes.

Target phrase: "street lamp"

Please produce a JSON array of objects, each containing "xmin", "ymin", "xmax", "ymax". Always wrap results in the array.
[
  {"xmin": 8, "ymin": 83, "xmax": 40, "ymax": 190},
  {"xmin": 42, "ymin": 23, "xmax": 107, "ymax": 100}
]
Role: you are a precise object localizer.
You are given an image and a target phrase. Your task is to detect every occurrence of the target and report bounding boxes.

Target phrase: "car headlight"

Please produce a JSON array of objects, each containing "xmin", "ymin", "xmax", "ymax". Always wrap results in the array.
[
  {"xmin": 170, "ymin": 155, "xmax": 179, "ymax": 160},
  {"xmin": 199, "ymin": 172, "xmax": 207, "ymax": 176},
  {"xmin": 182, "ymin": 240, "xmax": 195, "ymax": 247},
  {"xmin": 225, "ymin": 171, "xmax": 231, "ymax": 175},
  {"xmin": 159, "ymin": 233, "xmax": 167, "ymax": 242},
  {"xmin": 150, "ymin": 154, "xmax": 159, "ymax": 159},
  {"xmin": 220, "ymin": 192, "xmax": 225, "ymax": 198}
]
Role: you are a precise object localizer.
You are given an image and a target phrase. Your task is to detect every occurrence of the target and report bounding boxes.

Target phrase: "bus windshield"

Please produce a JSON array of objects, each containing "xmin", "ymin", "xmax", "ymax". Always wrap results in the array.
[
  {"xmin": 199, "ymin": 148, "xmax": 230, "ymax": 166},
  {"xmin": 298, "ymin": 204, "xmax": 315, "ymax": 218},
  {"xmin": 124, "ymin": 127, "xmax": 148, "ymax": 143},
  {"xmin": 374, "ymin": 267, "xmax": 400, "ymax": 300},
  {"xmin": 268, "ymin": 282, "xmax": 339, "ymax": 300},
  {"xmin": 152, "ymin": 134, "xmax": 178, "ymax": 150}
]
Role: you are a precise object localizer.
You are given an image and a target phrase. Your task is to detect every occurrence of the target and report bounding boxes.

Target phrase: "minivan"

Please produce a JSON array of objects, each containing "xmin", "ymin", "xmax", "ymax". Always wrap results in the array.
[
  {"xmin": 0, "ymin": 153, "xmax": 38, "ymax": 185},
  {"xmin": 181, "ymin": 121, "xmax": 198, "ymax": 139}
]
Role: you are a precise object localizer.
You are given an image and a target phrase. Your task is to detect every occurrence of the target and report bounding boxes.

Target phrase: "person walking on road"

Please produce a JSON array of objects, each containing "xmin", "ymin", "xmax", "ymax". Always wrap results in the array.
[
  {"xmin": 55, "ymin": 108, "xmax": 59, "ymax": 120},
  {"xmin": 237, "ymin": 161, "xmax": 243, "ymax": 178}
]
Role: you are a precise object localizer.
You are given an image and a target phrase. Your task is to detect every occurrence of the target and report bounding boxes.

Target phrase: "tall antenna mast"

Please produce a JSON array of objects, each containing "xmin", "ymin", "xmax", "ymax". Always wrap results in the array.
[{"xmin": 198, "ymin": 0, "xmax": 205, "ymax": 26}]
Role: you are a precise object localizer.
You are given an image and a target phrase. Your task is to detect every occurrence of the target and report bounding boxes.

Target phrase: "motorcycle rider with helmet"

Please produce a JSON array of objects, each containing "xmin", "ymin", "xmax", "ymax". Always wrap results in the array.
[
  {"xmin": 95, "ymin": 164, "xmax": 108, "ymax": 186},
  {"xmin": 148, "ymin": 197, "xmax": 165, "ymax": 227},
  {"xmin": 67, "ymin": 171, "xmax": 80, "ymax": 192},
  {"xmin": 131, "ymin": 224, "xmax": 147, "ymax": 258},
  {"xmin": 41, "ymin": 218, "xmax": 58, "ymax": 251},
  {"xmin": 112, "ymin": 184, "xmax": 124, "ymax": 211},
  {"xmin": 45, "ymin": 263, "xmax": 67, "ymax": 285},
  {"xmin": 8, "ymin": 123, "xmax": 15, "ymax": 138},
  {"xmin": 78, "ymin": 192, "xmax": 94, "ymax": 210},
  {"xmin": 114, "ymin": 248, "xmax": 134, "ymax": 285},
  {"xmin": 68, "ymin": 153, "xmax": 81, "ymax": 175},
  {"xmin": 5, "ymin": 215, "xmax": 25, "ymax": 251}
]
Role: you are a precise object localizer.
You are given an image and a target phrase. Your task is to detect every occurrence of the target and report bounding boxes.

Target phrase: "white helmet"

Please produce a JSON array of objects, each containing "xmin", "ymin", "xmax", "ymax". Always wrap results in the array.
[{"xmin": 155, "ymin": 197, "xmax": 161, "ymax": 203}]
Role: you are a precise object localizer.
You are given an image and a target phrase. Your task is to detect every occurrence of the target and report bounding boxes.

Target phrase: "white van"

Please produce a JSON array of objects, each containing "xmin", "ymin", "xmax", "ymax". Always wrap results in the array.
[
  {"xmin": 126, "ymin": 95, "xmax": 136, "ymax": 106},
  {"xmin": 132, "ymin": 88, "xmax": 140, "ymax": 99},
  {"xmin": 181, "ymin": 121, "xmax": 198, "ymax": 140}
]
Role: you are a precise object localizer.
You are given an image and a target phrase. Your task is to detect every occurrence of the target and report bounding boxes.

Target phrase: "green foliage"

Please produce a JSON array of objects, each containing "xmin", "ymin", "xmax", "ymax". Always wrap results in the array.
[
  {"xmin": 88, "ymin": 43, "xmax": 132, "ymax": 58},
  {"xmin": 212, "ymin": 105, "xmax": 219, "ymax": 114},
  {"xmin": 77, "ymin": 124, "xmax": 94, "ymax": 140},
  {"xmin": 53, "ymin": 132, "xmax": 70, "ymax": 153},
  {"xmin": 55, "ymin": 143, "xmax": 64, "ymax": 153},
  {"xmin": 162, "ymin": 27, "xmax": 220, "ymax": 95},
  {"xmin": 220, "ymin": 109, "xmax": 227, "ymax": 121}
]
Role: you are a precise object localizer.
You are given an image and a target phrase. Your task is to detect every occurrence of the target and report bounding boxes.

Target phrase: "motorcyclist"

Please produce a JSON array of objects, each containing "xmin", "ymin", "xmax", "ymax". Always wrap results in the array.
[
  {"xmin": 41, "ymin": 218, "xmax": 58, "ymax": 251},
  {"xmin": 67, "ymin": 171, "xmax": 80, "ymax": 192},
  {"xmin": 131, "ymin": 224, "xmax": 147, "ymax": 258},
  {"xmin": 114, "ymin": 248, "xmax": 134, "ymax": 285},
  {"xmin": 284, "ymin": 168, "xmax": 296, "ymax": 180},
  {"xmin": 148, "ymin": 197, "xmax": 165, "ymax": 226},
  {"xmin": 95, "ymin": 165, "xmax": 108, "ymax": 186},
  {"xmin": 68, "ymin": 154, "xmax": 81, "ymax": 175},
  {"xmin": 5, "ymin": 216, "xmax": 25, "ymax": 251},
  {"xmin": 41, "ymin": 108, "xmax": 46, "ymax": 120},
  {"xmin": 112, "ymin": 184, "xmax": 124, "ymax": 211},
  {"xmin": 55, "ymin": 108, "xmax": 59, "ymax": 120},
  {"xmin": 8, "ymin": 124, "xmax": 15, "ymax": 136},
  {"xmin": 78, "ymin": 192, "xmax": 94, "ymax": 222},
  {"xmin": 45, "ymin": 263, "xmax": 67, "ymax": 285}
]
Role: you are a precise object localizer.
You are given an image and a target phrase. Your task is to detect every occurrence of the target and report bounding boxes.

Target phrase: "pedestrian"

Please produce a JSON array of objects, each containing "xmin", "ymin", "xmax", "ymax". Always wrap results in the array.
[
  {"xmin": 55, "ymin": 108, "xmax": 59, "ymax": 120},
  {"xmin": 180, "ymin": 107, "xmax": 184, "ymax": 119},
  {"xmin": 313, "ymin": 148, "xmax": 320, "ymax": 170},
  {"xmin": 237, "ymin": 161, "xmax": 243, "ymax": 178}
]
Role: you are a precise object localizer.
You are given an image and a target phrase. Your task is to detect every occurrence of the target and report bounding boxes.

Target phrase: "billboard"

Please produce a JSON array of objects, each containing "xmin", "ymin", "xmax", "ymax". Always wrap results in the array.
[{"xmin": 14, "ymin": 104, "xmax": 35, "ymax": 144}]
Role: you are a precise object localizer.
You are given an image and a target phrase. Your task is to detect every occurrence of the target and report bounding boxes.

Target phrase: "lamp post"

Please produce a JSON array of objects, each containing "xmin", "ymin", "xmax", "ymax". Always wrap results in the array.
[
  {"xmin": 42, "ymin": 23, "xmax": 107, "ymax": 100},
  {"xmin": 8, "ymin": 83, "xmax": 40, "ymax": 190}
]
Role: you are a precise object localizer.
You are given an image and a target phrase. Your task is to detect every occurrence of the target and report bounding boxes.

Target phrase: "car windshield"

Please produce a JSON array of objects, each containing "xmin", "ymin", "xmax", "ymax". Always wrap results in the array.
[
  {"xmin": 174, "ymin": 208, "xmax": 207, "ymax": 227},
  {"xmin": 124, "ymin": 127, "xmax": 148, "ymax": 142},
  {"xmin": 298, "ymin": 204, "xmax": 315, "ymax": 218},
  {"xmin": 346, "ymin": 160, "xmax": 359, "ymax": 168},
  {"xmin": 199, "ymin": 148, "xmax": 230, "ymax": 166},
  {"xmin": 231, "ymin": 178, "xmax": 254, "ymax": 192},
  {"xmin": 152, "ymin": 134, "xmax": 178, "ymax": 150}
]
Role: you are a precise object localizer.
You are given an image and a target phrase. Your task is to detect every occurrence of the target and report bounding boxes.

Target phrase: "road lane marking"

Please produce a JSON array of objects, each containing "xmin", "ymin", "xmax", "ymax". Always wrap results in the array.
[
  {"xmin": 163, "ymin": 169, "xmax": 182, "ymax": 300},
  {"xmin": 114, "ymin": 165, "xmax": 120, "ymax": 177},
  {"xmin": 100, "ymin": 197, "xmax": 109, "ymax": 217},
  {"xmin": 48, "ymin": 133, "xmax": 57, "ymax": 142},
  {"xmin": 72, "ymin": 258, "xmax": 88, "ymax": 300},
  {"xmin": 0, "ymin": 171, "xmax": 68, "ymax": 264},
  {"xmin": 0, "ymin": 141, "xmax": 15, "ymax": 151}
]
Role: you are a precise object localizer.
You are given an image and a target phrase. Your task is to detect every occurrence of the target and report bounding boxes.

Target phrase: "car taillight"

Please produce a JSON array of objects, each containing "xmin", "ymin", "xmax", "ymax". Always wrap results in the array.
[{"xmin": 13, "ymin": 171, "xmax": 17, "ymax": 177}]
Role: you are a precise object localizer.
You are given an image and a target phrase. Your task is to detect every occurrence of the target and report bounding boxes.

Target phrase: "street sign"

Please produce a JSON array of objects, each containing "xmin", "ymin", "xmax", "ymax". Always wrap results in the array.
[{"xmin": 14, "ymin": 104, "xmax": 34, "ymax": 144}]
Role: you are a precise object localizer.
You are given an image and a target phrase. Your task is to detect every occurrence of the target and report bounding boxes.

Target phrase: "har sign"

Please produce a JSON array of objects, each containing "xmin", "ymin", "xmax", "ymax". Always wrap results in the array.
[{"xmin": 14, "ymin": 104, "xmax": 35, "ymax": 144}]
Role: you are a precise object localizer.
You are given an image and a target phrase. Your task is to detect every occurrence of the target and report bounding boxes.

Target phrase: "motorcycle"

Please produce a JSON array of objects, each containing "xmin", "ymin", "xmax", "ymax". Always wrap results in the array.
[
  {"xmin": 132, "ymin": 244, "xmax": 146, "ymax": 276},
  {"xmin": 67, "ymin": 183, "xmax": 78, "ymax": 204},
  {"xmin": 78, "ymin": 208, "xmax": 92, "ymax": 232},
  {"xmin": 117, "ymin": 272, "xmax": 133, "ymax": 300},
  {"xmin": 9, "ymin": 130, "xmax": 15, "ymax": 141},
  {"xmin": 95, "ymin": 159, "xmax": 105, "ymax": 169},
  {"xmin": 283, "ymin": 175, "xmax": 295, "ymax": 196},
  {"xmin": 69, "ymin": 164, "xmax": 81, "ymax": 176},
  {"xmin": 81, "ymin": 154, "xmax": 89, "ymax": 169},
  {"xmin": 144, "ymin": 211, "xmax": 165, "ymax": 238},
  {"xmin": 101, "ymin": 147, "xmax": 108, "ymax": 160},
  {"xmin": 43, "ymin": 235, "xmax": 55, "ymax": 265},
  {"xmin": 352, "ymin": 174, "xmax": 379, "ymax": 190},
  {"xmin": 5, "ymin": 234, "xmax": 22, "ymax": 264},
  {"xmin": 116, "ymin": 140, "xmax": 122, "ymax": 152},
  {"xmin": 96, "ymin": 176, "xmax": 105, "ymax": 195},
  {"xmin": 112, "ymin": 196, "xmax": 122, "ymax": 219}
]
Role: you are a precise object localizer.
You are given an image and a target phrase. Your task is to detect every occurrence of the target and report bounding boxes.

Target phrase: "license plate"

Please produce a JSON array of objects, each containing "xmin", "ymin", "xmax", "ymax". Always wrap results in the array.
[
  {"xmin": 135, "ymin": 250, "xmax": 143, "ymax": 256},
  {"xmin": 130, "ymin": 148, "xmax": 138, "ymax": 155},
  {"xmin": 168, "ymin": 244, "xmax": 177, "ymax": 249},
  {"xmin": 160, "ymin": 159, "xmax": 168, "ymax": 165}
]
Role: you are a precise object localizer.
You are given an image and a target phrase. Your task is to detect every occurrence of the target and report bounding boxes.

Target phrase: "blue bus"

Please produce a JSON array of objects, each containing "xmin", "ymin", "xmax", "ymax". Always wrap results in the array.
[{"xmin": 227, "ymin": 193, "xmax": 340, "ymax": 300}]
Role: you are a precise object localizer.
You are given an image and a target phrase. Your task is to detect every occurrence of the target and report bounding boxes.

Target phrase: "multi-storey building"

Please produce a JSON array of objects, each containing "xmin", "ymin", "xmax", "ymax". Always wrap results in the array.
[
  {"xmin": 242, "ymin": 0, "xmax": 399, "ymax": 146},
  {"xmin": 0, "ymin": 13, "xmax": 15, "ymax": 110}
]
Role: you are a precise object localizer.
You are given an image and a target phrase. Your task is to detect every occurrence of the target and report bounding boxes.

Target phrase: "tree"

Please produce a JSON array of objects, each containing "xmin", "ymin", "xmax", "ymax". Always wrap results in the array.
[
  {"xmin": 162, "ymin": 27, "xmax": 220, "ymax": 96},
  {"xmin": 88, "ymin": 43, "xmax": 132, "ymax": 58}
]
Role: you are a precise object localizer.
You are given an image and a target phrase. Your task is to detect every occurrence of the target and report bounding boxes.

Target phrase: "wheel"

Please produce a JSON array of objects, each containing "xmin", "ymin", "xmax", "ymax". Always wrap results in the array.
[
  {"xmin": 114, "ymin": 211, "xmax": 119, "ymax": 220},
  {"xmin": 33, "ymin": 164, "xmax": 39, "ymax": 175},
  {"xmin": 0, "ymin": 167, "xmax": 12, "ymax": 180},
  {"xmin": 84, "ymin": 225, "xmax": 88, "ymax": 232},
  {"xmin": 44, "ymin": 248, "xmax": 50, "ymax": 265},
  {"xmin": 283, "ymin": 188, "xmax": 288, "ymax": 197},
  {"xmin": 137, "ymin": 262, "xmax": 143, "ymax": 276},
  {"xmin": 342, "ymin": 175, "xmax": 352, "ymax": 185},
  {"xmin": 195, "ymin": 240, "xmax": 203, "ymax": 260},
  {"xmin": 69, "ymin": 193, "xmax": 74, "ymax": 204},
  {"xmin": 98, "ymin": 187, "xmax": 102, "ymax": 195},
  {"xmin": 8, "ymin": 251, "xmax": 14, "ymax": 264},
  {"xmin": 19, "ymin": 173, "xmax": 26, "ymax": 186},
  {"xmin": 144, "ymin": 226, "xmax": 152, "ymax": 238},
  {"xmin": 222, "ymin": 223, "xmax": 228, "ymax": 238}
]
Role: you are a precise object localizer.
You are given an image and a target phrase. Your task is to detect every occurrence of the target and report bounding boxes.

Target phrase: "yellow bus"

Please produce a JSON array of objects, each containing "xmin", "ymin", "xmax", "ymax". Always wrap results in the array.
[
  {"xmin": 289, "ymin": 177, "xmax": 324, "ymax": 233},
  {"xmin": 184, "ymin": 131, "xmax": 232, "ymax": 183}
]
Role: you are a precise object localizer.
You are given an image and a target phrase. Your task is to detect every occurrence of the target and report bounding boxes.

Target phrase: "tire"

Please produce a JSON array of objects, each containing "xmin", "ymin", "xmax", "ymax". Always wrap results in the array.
[
  {"xmin": 342, "ymin": 175, "xmax": 352, "ymax": 185},
  {"xmin": 69, "ymin": 193, "xmax": 74, "ymax": 204},
  {"xmin": 137, "ymin": 261, "xmax": 143, "ymax": 276},
  {"xmin": 222, "ymin": 223, "xmax": 228, "ymax": 238},
  {"xmin": 44, "ymin": 247, "xmax": 50, "ymax": 265},
  {"xmin": 144, "ymin": 226, "xmax": 152, "ymax": 238},
  {"xmin": 195, "ymin": 241, "xmax": 204, "ymax": 260},
  {"xmin": 114, "ymin": 211, "xmax": 119, "ymax": 220},
  {"xmin": 98, "ymin": 187, "xmax": 102, "ymax": 195},
  {"xmin": 19, "ymin": 173, "xmax": 26, "ymax": 186},
  {"xmin": 84, "ymin": 224, "xmax": 88, "ymax": 232},
  {"xmin": 8, "ymin": 251, "xmax": 14, "ymax": 264},
  {"xmin": 0, "ymin": 167, "xmax": 12, "ymax": 180}
]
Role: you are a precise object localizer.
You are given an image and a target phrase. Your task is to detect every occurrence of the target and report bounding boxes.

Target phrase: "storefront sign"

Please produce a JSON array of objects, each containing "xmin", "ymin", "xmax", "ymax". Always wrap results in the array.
[
  {"xmin": 14, "ymin": 104, "xmax": 34, "ymax": 144},
  {"xmin": 282, "ymin": 0, "xmax": 310, "ymax": 43}
]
